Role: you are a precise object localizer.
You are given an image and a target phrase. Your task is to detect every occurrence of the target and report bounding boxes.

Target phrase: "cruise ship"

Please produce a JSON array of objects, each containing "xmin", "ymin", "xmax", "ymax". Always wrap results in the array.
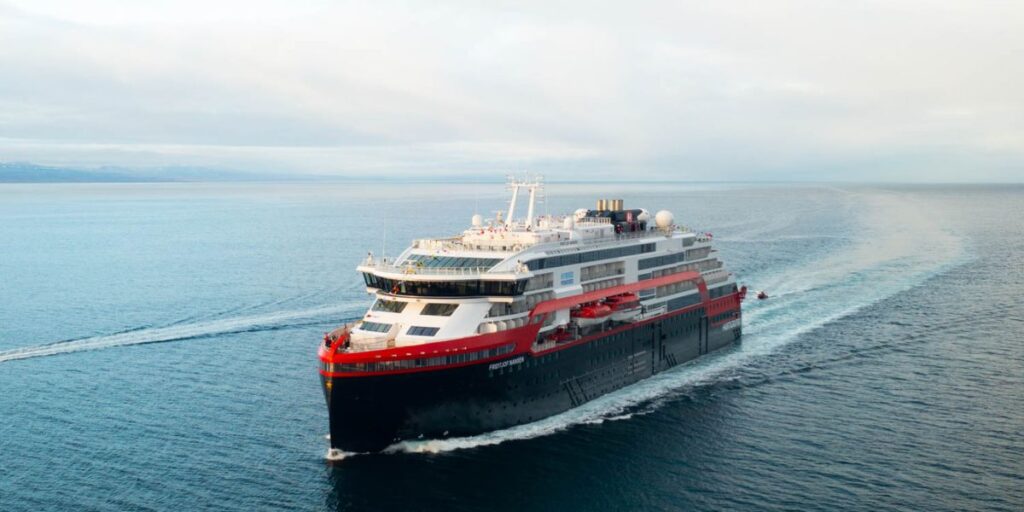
[{"xmin": 318, "ymin": 178, "xmax": 746, "ymax": 454}]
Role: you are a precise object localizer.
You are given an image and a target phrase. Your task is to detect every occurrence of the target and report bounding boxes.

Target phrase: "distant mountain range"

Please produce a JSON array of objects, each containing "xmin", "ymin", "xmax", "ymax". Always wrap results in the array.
[
  {"xmin": 0, "ymin": 162, "xmax": 517, "ymax": 183},
  {"xmin": 0, "ymin": 162, "xmax": 299, "ymax": 183}
]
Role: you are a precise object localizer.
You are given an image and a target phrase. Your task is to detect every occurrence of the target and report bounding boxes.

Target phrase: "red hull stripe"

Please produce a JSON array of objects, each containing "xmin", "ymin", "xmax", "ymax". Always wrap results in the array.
[{"xmin": 319, "ymin": 323, "xmax": 539, "ymax": 365}]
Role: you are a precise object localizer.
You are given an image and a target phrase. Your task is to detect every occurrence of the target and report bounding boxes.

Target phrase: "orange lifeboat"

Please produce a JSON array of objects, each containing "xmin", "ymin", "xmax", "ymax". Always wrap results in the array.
[
  {"xmin": 571, "ymin": 302, "xmax": 613, "ymax": 326},
  {"xmin": 605, "ymin": 293, "xmax": 642, "ymax": 321},
  {"xmin": 605, "ymin": 293, "xmax": 639, "ymax": 310}
]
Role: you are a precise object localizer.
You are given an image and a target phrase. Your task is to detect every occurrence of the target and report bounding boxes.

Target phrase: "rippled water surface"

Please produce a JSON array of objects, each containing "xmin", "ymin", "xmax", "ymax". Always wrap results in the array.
[{"xmin": 1, "ymin": 182, "xmax": 1021, "ymax": 511}]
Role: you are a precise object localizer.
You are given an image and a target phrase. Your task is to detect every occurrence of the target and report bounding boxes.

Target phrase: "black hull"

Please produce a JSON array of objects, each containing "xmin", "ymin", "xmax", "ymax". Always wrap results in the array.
[{"xmin": 322, "ymin": 311, "xmax": 740, "ymax": 453}]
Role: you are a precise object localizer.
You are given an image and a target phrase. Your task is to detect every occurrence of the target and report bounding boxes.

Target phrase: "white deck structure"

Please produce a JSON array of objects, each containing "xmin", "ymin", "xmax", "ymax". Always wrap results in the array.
[{"xmin": 346, "ymin": 176, "xmax": 735, "ymax": 351}]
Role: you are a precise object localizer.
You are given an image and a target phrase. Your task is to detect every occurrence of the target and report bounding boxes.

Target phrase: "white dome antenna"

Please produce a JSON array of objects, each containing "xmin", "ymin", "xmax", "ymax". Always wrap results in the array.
[{"xmin": 655, "ymin": 210, "xmax": 674, "ymax": 230}]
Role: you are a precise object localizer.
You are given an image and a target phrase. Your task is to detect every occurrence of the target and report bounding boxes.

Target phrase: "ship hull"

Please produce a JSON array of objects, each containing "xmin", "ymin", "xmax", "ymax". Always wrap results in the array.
[{"xmin": 322, "ymin": 310, "xmax": 741, "ymax": 453}]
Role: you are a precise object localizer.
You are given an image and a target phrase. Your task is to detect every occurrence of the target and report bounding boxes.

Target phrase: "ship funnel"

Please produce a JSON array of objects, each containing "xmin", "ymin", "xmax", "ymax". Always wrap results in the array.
[{"xmin": 596, "ymin": 199, "xmax": 624, "ymax": 211}]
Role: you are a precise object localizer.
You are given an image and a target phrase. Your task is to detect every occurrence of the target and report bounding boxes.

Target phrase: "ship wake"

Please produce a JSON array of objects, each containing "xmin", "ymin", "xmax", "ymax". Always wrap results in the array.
[
  {"xmin": 386, "ymin": 189, "xmax": 967, "ymax": 456},
  {"xmin": 0, "ymin": 304, "xmax": 360, "ymax": 363}
]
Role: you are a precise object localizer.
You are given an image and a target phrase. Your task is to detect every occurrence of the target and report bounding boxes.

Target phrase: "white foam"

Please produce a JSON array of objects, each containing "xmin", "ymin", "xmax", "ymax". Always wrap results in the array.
[
  {"xmin": 0, "ymin": 304, "xmax": 359, "ymax": 363},
  {"xmin": 325, "ymin": 448, "xmax": 353, "ymax": 461},
  {"xmin": 386, "ymin": 190, "xmax": 967, "ymax": 456}
]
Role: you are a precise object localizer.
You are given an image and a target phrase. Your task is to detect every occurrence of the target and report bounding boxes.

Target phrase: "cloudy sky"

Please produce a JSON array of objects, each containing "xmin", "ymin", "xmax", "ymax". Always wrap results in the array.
[{"xmin": 1, "ymin": 0, "xmax": 1022, "ymax": 181}]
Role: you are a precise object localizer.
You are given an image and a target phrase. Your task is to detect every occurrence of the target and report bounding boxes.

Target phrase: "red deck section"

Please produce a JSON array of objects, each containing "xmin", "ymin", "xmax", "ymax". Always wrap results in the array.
[
  {"xmin": 319, "ymin": 269, "xmax": 742, "ymax": 377},
  {"xmin": 319, "ymin": 322, "xmax": 540, "ymax": 365}
]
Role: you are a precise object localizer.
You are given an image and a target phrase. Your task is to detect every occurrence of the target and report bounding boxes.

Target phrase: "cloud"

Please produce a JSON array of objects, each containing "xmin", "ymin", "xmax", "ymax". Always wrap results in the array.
[{"xmin": 0, "ymin": 0, "xmax": 1022, "ymax": 181}]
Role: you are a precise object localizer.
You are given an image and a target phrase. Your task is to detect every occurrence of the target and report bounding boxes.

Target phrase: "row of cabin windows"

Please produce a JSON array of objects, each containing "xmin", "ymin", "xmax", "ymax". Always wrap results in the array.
[
  {"xmin": 580, "ymin": 261, "xmax": 625, "ymax": 282},
  {"xmin": 647, "ymin": 283, "xmax": 736, "ymax": 310},
  {"xmin": 654, "ymin": 281, "xmax": 697, "ymax": 298},
  {"xmin": 640, "ymin": 259, "xmax": 720, "ymax": 279},
  {"xmin": 686, "ymin": 247, "xmax": 713, "ymax": 260},
  {"xmin": 525, "ymin": 243, "xmax": 656, "ymax": 271},
  {"xmin": 638, "ymin": 251, "xmax": 687, "ymax": 270},
  {"xmin": 407, "ymin": 326, "xmax": 440, "ymax": 336},
  {"xmin": 709, "ymin": 284, "xmax": 738, "ymax": 299},
  {"xmin": 362, "ymin": 273, "xmax": 527, "ymax": 297},
  {"xmin": 359, "ymin": 321, "xmax": 392, "ymax": 332},
  {"xmin": 323, "ymin": 343, "xmax": 516, "ymax": 373},
  {"xmin": 524, "ymin": 273, "xmax": 554, "ymax": 291},
  {"xmin": 404, "ymin": 254, "xmax": 503, "ymax": 269},
  {"xmin": 371, "ymin": 300, "xmax": 460, "ymax": 316},
  {"xmin": 665, "ymin": 294, "xmax": 701, "ymax": 311},
  {"xmin": 487, "ymin": 291, "xmax": 555, "ymax": 317},
  {"xmin": 644, "ymin": 298, "xmax": 702, "ymax": 316}
]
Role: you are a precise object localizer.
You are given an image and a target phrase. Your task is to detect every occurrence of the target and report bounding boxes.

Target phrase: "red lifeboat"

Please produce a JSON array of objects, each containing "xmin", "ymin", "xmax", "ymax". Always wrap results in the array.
[
  {"xmin": 604, "ymin": 293, "xmax": 640, "ymax": 311},
  {"xmin": 572, "ymin": 303, "xmax": 613, "ymax": 319},
  {"xmin": 605, "ymin": 293, "xmax": 642, "ymax": 322},
  {"xmin": 571, "ymin": 302, "xmax": 613, "ymax": 327}
]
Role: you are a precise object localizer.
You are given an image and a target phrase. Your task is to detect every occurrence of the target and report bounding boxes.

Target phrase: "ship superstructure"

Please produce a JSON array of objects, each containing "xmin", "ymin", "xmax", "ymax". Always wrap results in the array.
[{"xmin": 319, "ymin": 177, "xmax": 745, "ymax": 454}]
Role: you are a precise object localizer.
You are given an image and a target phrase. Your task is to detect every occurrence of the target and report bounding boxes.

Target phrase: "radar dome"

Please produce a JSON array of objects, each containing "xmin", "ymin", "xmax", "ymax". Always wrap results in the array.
[
  {"xmin": 655, "ymin": 210, "xmax": 674, "ymax": 229},
  {"xmin": 637, "ymin": 209, "xmax": 651, "ymax": 223},
  {"xmin": 574, "ymin": 208, "xmax": 589, "ymax": 220},
  {"xmin": 471, "ymin": 214, "xmax": 484, "ymax": 227}
]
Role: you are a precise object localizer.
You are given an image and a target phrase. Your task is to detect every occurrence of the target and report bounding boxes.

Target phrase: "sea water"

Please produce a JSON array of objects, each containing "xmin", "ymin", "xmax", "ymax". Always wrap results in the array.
[{"xmin": 0, "ymin": 182, "xmax": 1021, "ymax": 511}]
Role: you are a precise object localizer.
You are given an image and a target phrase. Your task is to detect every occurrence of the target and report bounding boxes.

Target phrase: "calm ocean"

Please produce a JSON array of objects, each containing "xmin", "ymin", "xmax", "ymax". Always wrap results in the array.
[{"xmin": 1, "ymin": 182, "xmax": 1021, "ymax": 511}]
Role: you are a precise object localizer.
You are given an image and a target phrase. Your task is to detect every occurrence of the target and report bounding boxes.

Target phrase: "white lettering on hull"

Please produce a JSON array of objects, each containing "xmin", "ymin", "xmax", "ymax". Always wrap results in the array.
[{"xmin": 489, "ymin": 356, "xmax": 525, "ymax": 371}]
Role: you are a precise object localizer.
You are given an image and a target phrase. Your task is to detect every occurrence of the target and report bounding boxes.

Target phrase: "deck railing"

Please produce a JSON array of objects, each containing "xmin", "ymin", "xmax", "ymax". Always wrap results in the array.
[
  {"xmin": 344, "ymin": 338, "xmax": 392, "ymax": 353},
  {"xmin": 359, "ymin": 262, "xmax": 499, "ymax": 276}
]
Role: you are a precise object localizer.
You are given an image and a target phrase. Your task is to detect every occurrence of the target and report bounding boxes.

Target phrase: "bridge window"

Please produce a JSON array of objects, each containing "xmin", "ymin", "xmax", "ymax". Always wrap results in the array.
[
  {"xmin": 405, "ymin": 255, "xmax": 503, "ymax": 269},
  {"xmin": 371, "ymin": 299, "xmax": 407, "ymax": 313},
  {"xmin": 358, "ymin": 321, "xmax": 392, "ymax": 333},
  {"xmin": 407, "ymin": 326, "xmax": 440, "ymax": 336},
  {"xmin": 361, "ymin": 273, "xmax": 527, "ymax": 297},
  {"xmin": 421, "ymin": 303, "xmax": 459, "ymax": 316}
]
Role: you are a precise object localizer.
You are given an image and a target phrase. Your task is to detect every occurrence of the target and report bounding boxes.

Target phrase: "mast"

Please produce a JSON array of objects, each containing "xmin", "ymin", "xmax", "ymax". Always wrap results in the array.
[
  {"xmin": 506, "ymin": 174, "xmax": 543, "ymax": 227},
  {"xmin": 505, "ymin": 175, "xmax": 519, "ymax": 227},
  {"xmin": 526, "ymin": 186, "xmax": 536, "ymax": 226}
]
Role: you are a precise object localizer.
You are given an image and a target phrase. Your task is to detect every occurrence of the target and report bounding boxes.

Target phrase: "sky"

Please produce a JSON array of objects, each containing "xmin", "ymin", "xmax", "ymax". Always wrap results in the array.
[{"xmin": 1, "ymin": 0, "xmax": 1022, "ymax": 181}]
